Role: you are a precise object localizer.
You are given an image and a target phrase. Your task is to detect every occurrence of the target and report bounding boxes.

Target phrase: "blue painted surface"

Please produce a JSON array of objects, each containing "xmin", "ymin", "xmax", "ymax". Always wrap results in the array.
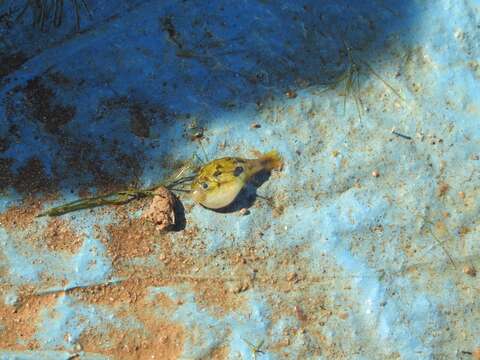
[{"xmin": 0, "ymin": 0, "xmax": 479, "ymax": 359}]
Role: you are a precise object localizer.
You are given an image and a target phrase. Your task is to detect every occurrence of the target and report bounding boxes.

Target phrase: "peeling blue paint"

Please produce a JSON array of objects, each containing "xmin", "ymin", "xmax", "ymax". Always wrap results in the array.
[
  {"xmin": 0, "ymin": 228, "xmax": 111, "ymax": 288},
  {"xmin": 36, "ymin": 295, "xmax": 138, "ymax": 350}
]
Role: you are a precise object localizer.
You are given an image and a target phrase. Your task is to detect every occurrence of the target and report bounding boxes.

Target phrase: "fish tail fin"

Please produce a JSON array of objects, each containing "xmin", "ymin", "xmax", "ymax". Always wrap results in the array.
[{"xmin": 258, "ymin": 150, "xmax": 283, "ymax": 171}]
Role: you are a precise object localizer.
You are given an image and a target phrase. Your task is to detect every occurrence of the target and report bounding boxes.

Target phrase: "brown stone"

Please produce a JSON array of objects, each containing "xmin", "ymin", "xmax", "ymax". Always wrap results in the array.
[{"xmin": 142, "ymin": 187, "xmax": 176, "ymax": 230}]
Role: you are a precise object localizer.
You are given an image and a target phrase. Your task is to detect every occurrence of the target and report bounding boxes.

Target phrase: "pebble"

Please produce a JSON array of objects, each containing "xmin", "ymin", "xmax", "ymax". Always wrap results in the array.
[
  {"xmin": 142, "ymin": 187, "xmax": 176, "ymax": 230},
  {"xmin": 463, "ymin": 265, "xmax": 477, "ymax": 277},
  {"xmin": 239, "ymin": 208, "xmax": 250, "ymax": 216},
  {"xmin": 285, "ymin": 90, "xmax": 297, "ymax": 99},
  {"xmin": 437, "ymin": 182, "xmax": 449, "ymax": 197},
  {"xmin": 287, "ymin": 272, "xmax": 298, "ymax": 282}
]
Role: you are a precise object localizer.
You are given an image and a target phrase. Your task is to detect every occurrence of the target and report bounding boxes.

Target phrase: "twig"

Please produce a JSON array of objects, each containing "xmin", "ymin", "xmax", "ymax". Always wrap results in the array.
[
  {"xmin": 327, "ymin": 41, "xmax": 404, "ymax": 121},
  {"xmin": 422, "ymin": 219, "xmax": 457, "ymax": 269},
  {"xmin": 37, "ymin": 161, "xmax": 198, "ymax": 217},
  {"xmin": 79, "ymin": 0, "xmax": 92, "ymax": 19},
  {"xmin": 53, "ymin": 0, "xmax": 63, "ymax": 27},
  {"xmin": 391, "ymin": 128, "xmax": 412, "ymax": 140},
  {"xmin": 360, "ymin": 59, "xmax": 404, "ymax": 101},
  {"xmin": 243, "ymin": 338, "xmax": 265, "ymax": 360},
  {"xmin": 71, "ymin": 0, "xmax": 80, "ymax": 31}
]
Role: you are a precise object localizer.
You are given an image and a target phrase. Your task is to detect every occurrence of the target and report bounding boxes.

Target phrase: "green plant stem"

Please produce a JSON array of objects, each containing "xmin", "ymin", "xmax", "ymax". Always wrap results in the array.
[{"xmin": 37, "ymin": 175, "xmax": 196, "ymax": 217}]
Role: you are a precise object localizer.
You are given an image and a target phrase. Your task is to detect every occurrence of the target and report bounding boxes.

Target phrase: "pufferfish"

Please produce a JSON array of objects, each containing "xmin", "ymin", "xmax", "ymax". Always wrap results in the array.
[{"xmin": 191, "ymin": 151, "xmax": 283, "ymax": 209}]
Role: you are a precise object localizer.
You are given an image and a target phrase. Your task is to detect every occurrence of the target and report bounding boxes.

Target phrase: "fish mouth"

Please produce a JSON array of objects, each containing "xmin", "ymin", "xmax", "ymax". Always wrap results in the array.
[{"xmin": 190, "ymin": 189, "xmax": 205, "ymax": 203}]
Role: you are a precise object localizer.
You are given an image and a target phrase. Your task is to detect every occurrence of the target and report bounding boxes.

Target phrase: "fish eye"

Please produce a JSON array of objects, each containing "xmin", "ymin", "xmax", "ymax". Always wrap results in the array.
[
  {"xmin": 201, "ymin": 182, "xmax": 209, "ymax": 189},
  {"xmin": 233, "ymin": 166, "xmax": 244, "ymax": 177}
]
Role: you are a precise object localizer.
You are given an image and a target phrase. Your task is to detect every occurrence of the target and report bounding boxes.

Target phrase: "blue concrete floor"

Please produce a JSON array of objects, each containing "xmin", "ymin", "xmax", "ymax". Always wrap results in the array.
[{"xmin": 0, "ymin": 0, "xmax": 478, "ymax": 359}]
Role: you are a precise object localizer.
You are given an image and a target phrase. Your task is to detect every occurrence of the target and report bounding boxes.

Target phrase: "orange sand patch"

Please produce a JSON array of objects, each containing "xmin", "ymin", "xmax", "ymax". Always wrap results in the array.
[
  {"xmin": 76, "ymin": 280, "xmax": 184, "ymax": 360},
  {"xmin": 192, "ymin": 279, "xmax": 243, "ymax": 316},
  {"xmin": 0, "ymin": 287, "xmax": 57, "ymax": 350},
  {"xmin": 41, "ymin": 218, "xmax": 83, "ymax": 253},
  {"xmin": 0, "ymin": 199, "xmax": 42, "ymax": 230},
  {"xmin": 106, "ymin": 218, "xmax": 158, "ymax": 261}
]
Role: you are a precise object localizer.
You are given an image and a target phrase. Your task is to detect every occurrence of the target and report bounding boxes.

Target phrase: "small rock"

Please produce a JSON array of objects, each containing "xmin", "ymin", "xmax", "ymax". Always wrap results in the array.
[
  {"xmin": 239, "ymin": 208, "xmax": 250, "ymax": 216},
  {"xmin": 251, "ymin": 123, "xmax": 261, "ymax": 129},
  {"xmin": 371, "ymin": 170, "xmax": 380, "ymax": 178},
  {"xmin": 287, "ymin": 272, "xmax": 298, "ymax": 282},
  {"xmin": 458, "ymin": 191, "xmax": 465, "ymax": 199},
  {"xmin": 338, "ymin": 312, "xmax": 349, "ymax": 320},
  {"xmin": 463, "ymin": 265, "xmax": 476, "ymax": 277},
  {"xmin": 437, "ymin": 182, "xmax": 449, "ymax": 197},
  {"xmin": 285, "ymin": 90, "xmax": 297, "ymax": 99},
  {"xmin": 142, "ymin": 187, "xmax": 176, "ymax": 230},
  {"xmin": 192, "ymin": 131, "xmax": 203, "ymax": 139},
  {"xmin": 229, "ymin": 280, "xmax": 250, "ymax": 294}
]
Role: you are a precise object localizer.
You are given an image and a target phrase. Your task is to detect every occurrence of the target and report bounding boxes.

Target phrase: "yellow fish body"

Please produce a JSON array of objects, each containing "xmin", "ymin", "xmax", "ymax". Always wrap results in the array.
[{"xmin": 191, "ymin": 151, "xmax": 283, "ymax": 209}]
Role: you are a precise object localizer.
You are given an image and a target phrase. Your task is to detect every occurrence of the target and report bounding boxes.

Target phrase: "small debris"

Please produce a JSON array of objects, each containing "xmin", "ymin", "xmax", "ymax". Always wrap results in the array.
[
  {"xmin": 187, "ymin": 120, "xmax": 205, "ymax": 141},
  {"xmin": 272, "ymin": 204, "xmax": 285, "ymax": 218},
  {"xmin": 437, "ymin": 182, "xmax": 449, "ymax": 197},
  {"xmin": 285, "ymin": 90, "xmax": 297, "ymax": 99},
  {"xmin": 371, "ymin": 170, "xmax": 380, "ymax": 178},
  {"xmin": 287, "ymin": 272, "xmax": 298, "ymax": 283},
  {"xmin": 251, "ymin": 123, "xmax": 261, "ymax": 129},
  {"xmin": 239, "ymin": 208, "xmax": 250, "ymax": 216},
  {"xmin": 459, "ymin": 226, "xmax": 470, "ymax": 236},
  {"xmin": 338, "ymin": 312, "xmax": 349, "ymax": 320},
  {"xmin": 192, "ymin": 131, "xmax": 204, "ymax": 140},
  {"xmin": 280, "ymin": 338, "xmax": 290, "ymax": 346},
  {"xmin": 161, "ymin": 16, "xmax": 183, "ymax": 49},
  {"xmin": 295, "ymin": 305, "xmax": 307, "ymax": 322},
  {"xmin": 463, "ymin": 265, "xmax": 476, "ymax": 277},
  {"xmin": 243, "ymin": 338, "xmax": 265, "ymax": 360},
  {"xmin": 391, "ymin": 127, "xmax": 412, "ymax": 140},
  {"xmin": 142, "ymin": 187, "xmax": 176, "ymax": 230},
  {"xmin": 230, "ymin": 280, "xmax": 250, "ymax": 294}
]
